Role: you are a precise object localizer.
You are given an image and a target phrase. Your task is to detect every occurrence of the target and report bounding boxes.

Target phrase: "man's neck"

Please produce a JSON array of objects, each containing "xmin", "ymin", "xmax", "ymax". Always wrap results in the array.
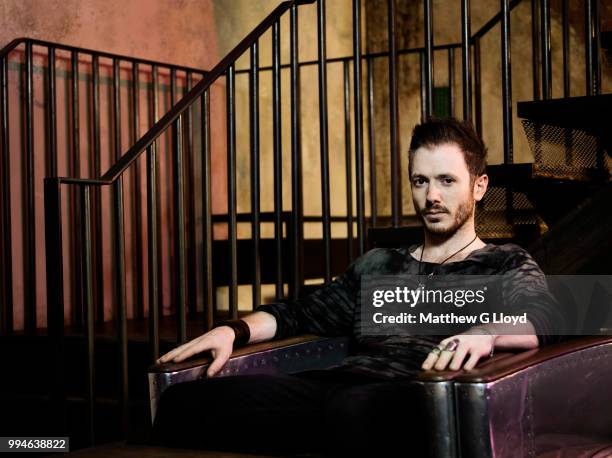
[{"xmin": 421, "ymin": 223, "xmax": 485, "ymax": 263}]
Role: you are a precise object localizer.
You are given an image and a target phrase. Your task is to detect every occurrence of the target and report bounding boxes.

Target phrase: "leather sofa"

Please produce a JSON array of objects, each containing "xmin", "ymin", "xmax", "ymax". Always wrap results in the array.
[{"xmin": 148, "ymin": 334, "xmax": 612, "ymax": 457}]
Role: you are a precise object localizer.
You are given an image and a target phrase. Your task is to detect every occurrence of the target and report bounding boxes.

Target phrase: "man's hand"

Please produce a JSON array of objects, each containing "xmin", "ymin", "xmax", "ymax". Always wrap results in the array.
[
  {"xmin": 421, "ymin": 331, "xmax": 496, "ymax": 372},
  {"xmin": 156, "ymin": 326, "xmax": 236, "ymax": 377}
]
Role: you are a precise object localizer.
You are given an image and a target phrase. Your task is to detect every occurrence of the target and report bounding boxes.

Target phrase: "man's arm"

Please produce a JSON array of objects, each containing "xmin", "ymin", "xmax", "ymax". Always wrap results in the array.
[
  {"xmin": 423, "ymin": 245, "xmax": 561, "ymax": 372},
  {"xmin": 156, "ymin": 311, "xmax": 277, "ymax": 377},
  {"xmin": 242, "ymin": 311, "xmax": 277, "ymax": 344}
]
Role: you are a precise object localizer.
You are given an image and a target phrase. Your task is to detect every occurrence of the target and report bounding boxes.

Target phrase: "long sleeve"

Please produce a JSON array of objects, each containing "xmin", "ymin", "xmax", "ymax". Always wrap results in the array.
[
  {"xmin": 253, "ymin": 250, "xmax": 382, "ymax": 340},
  {"xmin": 499, "ymin": 246, "xmax": 566, "ymax": 346}
]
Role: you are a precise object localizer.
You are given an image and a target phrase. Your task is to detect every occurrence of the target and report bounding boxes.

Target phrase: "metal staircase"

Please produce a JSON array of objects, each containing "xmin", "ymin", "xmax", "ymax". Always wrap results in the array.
[{"xmin": 0, "ymin": 0, "xmax": 609, "ymax": 453}]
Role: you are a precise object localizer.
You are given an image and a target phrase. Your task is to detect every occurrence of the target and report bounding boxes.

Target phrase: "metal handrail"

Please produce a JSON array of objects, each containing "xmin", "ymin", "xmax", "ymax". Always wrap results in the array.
[
  {"xmin": 472, "ymin": 0, "xmax": 523, "ymax": 40},
  {"xmin": 47, "ymin": 0, "xmax": 315, "ymax": 187},
  {"xmin": 47, "ymin": 0, "xmax": 524, "ymax": 187},
  {"xmin": 0, "ymin": 37, "xmax": 210, "ymax": 75}
]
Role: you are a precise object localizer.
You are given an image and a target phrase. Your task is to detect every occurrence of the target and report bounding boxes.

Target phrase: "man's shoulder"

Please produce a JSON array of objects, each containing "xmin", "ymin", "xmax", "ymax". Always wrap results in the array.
[
  {"xmin": 482, "ymin": 242, "xmax": 541, "ymax": 273},
  {"xmin": 350, "ymin": 246, "xmax": 409, "ymax": 275}
]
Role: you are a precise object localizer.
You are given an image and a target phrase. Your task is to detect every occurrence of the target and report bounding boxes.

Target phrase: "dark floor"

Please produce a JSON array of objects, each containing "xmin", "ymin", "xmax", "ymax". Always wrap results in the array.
[{"xmin": 66, "ymin": 441, "xmax": 302, "ymax": 457}]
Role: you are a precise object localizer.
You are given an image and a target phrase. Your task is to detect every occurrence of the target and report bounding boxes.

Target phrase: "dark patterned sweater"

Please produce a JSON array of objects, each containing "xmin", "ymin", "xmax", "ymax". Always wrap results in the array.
[{"xmin": 255, "ymin": 243, "xmax": 563, "ymax": 380}]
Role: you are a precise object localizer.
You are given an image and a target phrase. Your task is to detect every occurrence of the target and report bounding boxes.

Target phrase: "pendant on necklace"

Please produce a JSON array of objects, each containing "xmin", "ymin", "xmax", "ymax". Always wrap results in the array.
[{"xmin": 418, "ymin": 272, "xmax": 434, "ymax": 289}]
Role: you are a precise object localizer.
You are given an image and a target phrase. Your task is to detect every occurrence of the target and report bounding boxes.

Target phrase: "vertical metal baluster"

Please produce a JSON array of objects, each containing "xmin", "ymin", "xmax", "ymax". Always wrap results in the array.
[
  {"xmin": 541, "ymin": 0, "xmax": 551, "ymax": 99},
  {"xmin": 420, "ymin": 52, "xmax": 426, "ymax": 122},
  {"xmin": 424, "ymin": 0, "xmax": 434, "ymax": 118},
  {"xmin": 24, "ymin": 41, "xmax": 36, "ymax": 331},
  {"xmin": 317, "ymin": 0, "xmax": 332, "ymax": 282},
  {"xmin": 70, "ymin": 51, "xmax": 82, "ymax": 327},
  {"xmin": 131, "ymin": 62, "xmax": 144, "ymax": 319},
  {"xmin": 474, "ymin": 39, "xmax": 482, "ymax": 136},
  {"xmin": 562, "ymin": 0, "xmax": 570, "ymax": 98},
  {"xmin": 151, "ymin": 66, "xmax": 163, "ymax": 324},
  {"xmin": 461, "ymin": 0, "xmax": 472, "ymax": 121},
  {"xmin": 44, "ymin": 178, "xmax": 66, "ymax": 436},
  {"xmin": 593, "ymin": 0, "xmax": 601, "ymax": 96},
  {"xmin": 448, "ymin": 49, "xmax": 455, "ymax": 117},
  {"xmin": 561, "ymin": 0, "xmax": 573, "ymax": 166},
  {"xmin": 91, "ymin": 55, "xmax": 104, "ymax": 324},
  {"xmin": 226, "ymin": 65, "xmax": 238, "ymax": 318},
  {"xmin": 112, "ymin": 58, "xmax": 129, "ymax": 436},
  {"xmin": 531, "ymin": 0, "xmax": 542, "ymax": 164},
  {"xmin": 250, "ymin": 43, "xmax": 261, "ymax": 311},
  {"xmin": 531, "ymin": 0, "xmax": 541, "ymax": 101},
  {"xmin": 586, "ymin": 0, "xmax": 602, "ymax": 168},
  {"xmin": 171, "ymin": 68, "xmax": 187, "ymax": 340},
  {"xmin": 1, "ymin": 55, "xmax": 13, "ymax": 333},
  {"xmin": 290, "ymin": 5, "xmax": 303, "ymax": 300},
  {"xmin": 585, "ymin": 1, "xmax": 593, "ymax": 95},
  {"xmin": 185, "ymin": 72, "xmax": 197, "ymax": 318},
  {"xmin": 201, "ymin": 90, "xmax": 213, "ymax": 330},
  {"xmin": 272, "ymin": 20, "xmax": 283, "ymax": 301},
  {"xmin": 388, "ymin": 0, "xmax": 401, "ymax": 227},
  {"xmin": 366, "ymin": 57, "xmax": 377, "ymax": 229},
  {"xmin": 80, "ymin": 185, "xmax": 95, "ymax": 445},
  {"xmin": 501, "ymin": 0, "xmax": 513, "ymax": 164},
  {"xmin": 343, "ymin": 61, "xmax": 354, "ymax": 263},
  {"xmin": 352, "ymin": 0, "xmax": 365, "ymax": 256},
  {"xmin": 47, "ymin": 47, "xmax": 57, "ymax": 176},
  {"xmin": 585, "ymin": 0, "xmax": 601, "ymax": 96},
  {"xmin": 146, "ymin": 144, "xmax": 159, "ymax": 360}
]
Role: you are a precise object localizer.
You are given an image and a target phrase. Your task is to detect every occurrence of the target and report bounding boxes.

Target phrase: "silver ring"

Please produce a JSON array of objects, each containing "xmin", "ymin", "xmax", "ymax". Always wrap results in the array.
[
  {"xmin": 443, "ymin": 338, "xmax": 460, "ymax": 353},
  {"xmin": 430, "ymin": 347, "xmax": 442, "ymax": 356}
]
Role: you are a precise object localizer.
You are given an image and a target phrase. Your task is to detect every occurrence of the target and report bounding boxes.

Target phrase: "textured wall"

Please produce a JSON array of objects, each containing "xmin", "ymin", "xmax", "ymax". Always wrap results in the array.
[
  {"xmin": 213, "ymin": 0, "xmax": 363, "ymax": 242},
  {"xmin": 0, "ymin": 0, "xmax": 224, "ymax": 327},
  {"xmin": 364, "ymin": 0, "xmax": 612, "ymax": 218},
  {"xmin": 0, "ymin": 0, "xmax": 218, "ymax": 69}
]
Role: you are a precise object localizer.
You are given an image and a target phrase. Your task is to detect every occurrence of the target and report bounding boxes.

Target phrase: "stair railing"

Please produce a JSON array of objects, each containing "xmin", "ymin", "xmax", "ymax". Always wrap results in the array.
[
  {"xmin": 43, "ymin": 0, "xmax": 317, "ymax": 443},
  {"xmin": 38, "ymin": 0, "xmax": 604, "ymax": 447},
  {"xmin": 0, "ymin": 38, "xmax": 208, "ymax": 337}
]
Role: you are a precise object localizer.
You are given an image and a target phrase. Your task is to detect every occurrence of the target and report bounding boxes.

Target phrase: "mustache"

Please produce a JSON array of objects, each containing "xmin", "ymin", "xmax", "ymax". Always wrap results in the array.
[{"xmin": 420, "ymin": 205, "xmax": 449, "ymax": 215}]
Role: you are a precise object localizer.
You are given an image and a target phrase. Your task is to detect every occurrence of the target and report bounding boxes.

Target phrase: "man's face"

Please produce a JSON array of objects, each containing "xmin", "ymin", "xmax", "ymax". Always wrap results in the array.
[{"xmin": 410, "ymin": 143, "xmax": 483, "ymax": 237}]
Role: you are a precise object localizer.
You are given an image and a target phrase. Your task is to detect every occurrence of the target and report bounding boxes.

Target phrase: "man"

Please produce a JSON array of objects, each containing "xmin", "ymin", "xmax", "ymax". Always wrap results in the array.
[{"xmin": 151, "ymin": 118, "xmax": 561, "ymax": 456}]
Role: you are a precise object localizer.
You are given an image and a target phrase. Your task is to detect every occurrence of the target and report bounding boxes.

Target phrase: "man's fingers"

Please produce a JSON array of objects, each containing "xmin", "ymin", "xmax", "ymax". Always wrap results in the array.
[
  {"xmin": 206, "ymin": 350, "xmax": 231, "ymax": 378},
  {"xmin": 172, "ymin": 340, "xmax": 213, "ymax": 363},
  {"xmin": 158, "ymin": 339, "xmax": 210, "ymax": 363},
  {"xmin": 421, "ymin": 348, "xmax": 442, "ymax": 370},
  {"xmin": 421, "ymin": 354, "xmax": 437, "ymax": 370},
  {"xmin": 463, "ymin": 351, "xmax": 483, "ymax": 371},
  {"xmin": 434, "ymin": 349, "xmax": 454, "ymax": 371},
  {"xmin": 157, "ymin": 343, "xmax": 194, "ymax": 363},
  {"xmin": 449, "ymin": 345, "xmax": 469, "ymax": 371}
]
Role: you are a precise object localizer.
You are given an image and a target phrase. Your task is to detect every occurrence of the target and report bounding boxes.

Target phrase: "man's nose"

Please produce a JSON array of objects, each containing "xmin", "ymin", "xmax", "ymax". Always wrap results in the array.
[{"xmin": 426, "ymin": 183, "xmax": 442, "ymax": 204}]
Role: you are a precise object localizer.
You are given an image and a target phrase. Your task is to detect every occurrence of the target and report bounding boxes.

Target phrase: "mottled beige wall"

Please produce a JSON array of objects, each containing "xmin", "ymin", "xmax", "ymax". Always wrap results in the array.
[
  {"xmin": 365, "ymin": 0, "xmax": 612, "ymax": 218},
  {"xmin": 213, "ymin": 0, "xmax": 365, "ymax": 243}
]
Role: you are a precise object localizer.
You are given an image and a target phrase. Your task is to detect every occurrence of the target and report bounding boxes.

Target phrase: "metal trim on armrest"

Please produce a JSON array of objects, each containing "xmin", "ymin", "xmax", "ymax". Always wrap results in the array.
[{"xmin": 147, "ymin": 334, "xmax": 350, "ymax": 422}]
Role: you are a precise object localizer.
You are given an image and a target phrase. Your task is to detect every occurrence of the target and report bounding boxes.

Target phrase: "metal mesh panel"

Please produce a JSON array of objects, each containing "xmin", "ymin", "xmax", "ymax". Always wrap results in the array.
[
  {"xmin": 476, "ymin": 186, "xmax": 546, "ymax": 239},
  {"xmin": 522, "ymin": 120, "xmax": 609, "ymax": 180}
]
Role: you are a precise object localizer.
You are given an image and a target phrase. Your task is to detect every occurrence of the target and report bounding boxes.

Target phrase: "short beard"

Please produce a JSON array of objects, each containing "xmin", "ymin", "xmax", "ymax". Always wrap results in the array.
[{"xmin": 419, "ymin": 197, "xmax": 475, "ymax": 237}]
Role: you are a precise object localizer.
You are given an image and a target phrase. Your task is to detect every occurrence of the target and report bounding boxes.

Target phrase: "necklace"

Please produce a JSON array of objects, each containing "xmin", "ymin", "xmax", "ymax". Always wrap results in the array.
[{"xmin": 417, "ymin": 234, "xmax": 478, "ymax": 288}]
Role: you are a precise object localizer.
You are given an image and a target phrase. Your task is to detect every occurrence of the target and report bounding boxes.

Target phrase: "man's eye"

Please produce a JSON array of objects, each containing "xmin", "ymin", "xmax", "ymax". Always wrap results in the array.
[
  {"xmin": 443, "ymin": 178, "xmax": 454, "ymax": 185},
  {"xmin": 413, "ymin": 179, "xmax": 425, "ymax": 186}
]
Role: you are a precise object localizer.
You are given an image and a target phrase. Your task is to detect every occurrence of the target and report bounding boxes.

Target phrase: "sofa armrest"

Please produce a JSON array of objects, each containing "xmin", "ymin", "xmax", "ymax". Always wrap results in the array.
[
  {"xmin": 453, "ymin": 335, "xmax": 612, "ymax": 383},
  {"xmin": 147, "ymin": 334, "xmax": 349, "ymax": 422},
  {"xmin": 451, "ymin": 336, "xmax": 612, "ymax": 457}
]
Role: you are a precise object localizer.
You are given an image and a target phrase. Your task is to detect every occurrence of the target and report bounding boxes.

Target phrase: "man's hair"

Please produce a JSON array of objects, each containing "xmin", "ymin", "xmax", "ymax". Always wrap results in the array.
[{"xmin": 408, "ymin": 117, "xmax": 488, "ymax": 179}]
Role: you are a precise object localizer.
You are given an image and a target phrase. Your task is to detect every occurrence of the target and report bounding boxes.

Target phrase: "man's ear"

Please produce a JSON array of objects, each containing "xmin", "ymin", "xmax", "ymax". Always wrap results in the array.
[{"xmin": 473, "ymin": 174, "xmax": 488, "ymax": 202}]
